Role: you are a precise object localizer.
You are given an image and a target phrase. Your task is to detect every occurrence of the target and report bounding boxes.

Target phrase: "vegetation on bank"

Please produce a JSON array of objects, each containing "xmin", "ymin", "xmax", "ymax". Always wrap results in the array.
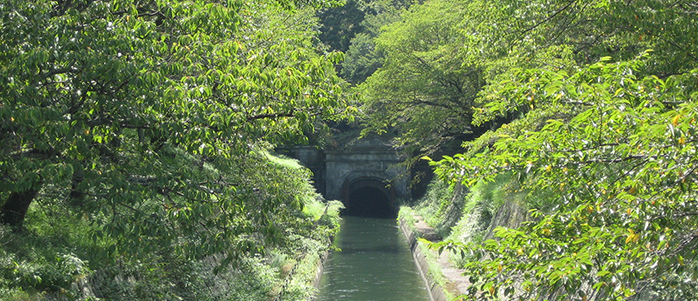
[
  {"xmin": 398, "ymin": 206, "xmax": 457, "ymax": 301},
  {"xmin": 335, "ymin": 0, "xmax": 698, "ymax": 299},
  {"xmin": 0, "ymin": 150, "xmax": 343, "ymax": 300},
  {"xmin": 414, "ymin": 166, "xmax": 698, "ymax": 300},
  {"xmin": 1, "ymin": 0, "xmax": 347, "ymax": 299}
]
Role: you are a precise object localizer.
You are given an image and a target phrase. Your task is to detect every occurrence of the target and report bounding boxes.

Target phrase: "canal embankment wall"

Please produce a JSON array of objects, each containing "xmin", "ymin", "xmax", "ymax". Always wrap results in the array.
[
  {"xmin": 311, "ymin": 251, "xmax": 329, "ymax": 290},
  {"xmin": 398, "ymin": 217, "xmax": 451, "ymax": 301}
]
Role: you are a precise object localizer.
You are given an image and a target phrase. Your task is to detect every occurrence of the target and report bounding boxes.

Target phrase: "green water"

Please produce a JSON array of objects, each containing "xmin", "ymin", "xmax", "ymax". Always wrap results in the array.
[{"xmin": 316, "ymin": 216, "xmax": 431, "ymax": 301}]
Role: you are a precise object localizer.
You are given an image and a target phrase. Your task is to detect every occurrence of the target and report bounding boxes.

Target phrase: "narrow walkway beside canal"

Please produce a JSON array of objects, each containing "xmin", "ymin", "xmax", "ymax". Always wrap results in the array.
[{"xmin": 407, "ymin": 215, "xmax": 471, "ymax": 298}]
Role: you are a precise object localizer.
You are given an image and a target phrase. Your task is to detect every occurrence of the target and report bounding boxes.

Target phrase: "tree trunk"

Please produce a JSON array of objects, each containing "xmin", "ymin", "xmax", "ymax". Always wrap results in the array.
[
  {"xmin": 69, "ymin": 167, "xmax": 85, "ymax": 207},
  {"xmin": 0, "ymin": 189, "xmax": 39, "ymax": 228}
]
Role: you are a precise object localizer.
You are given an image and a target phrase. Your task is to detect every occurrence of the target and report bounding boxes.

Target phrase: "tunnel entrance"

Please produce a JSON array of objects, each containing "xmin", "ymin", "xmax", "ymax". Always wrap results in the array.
[{"xmin": 341, "ymin": 178, "xmax": 396, "ymax": 218}]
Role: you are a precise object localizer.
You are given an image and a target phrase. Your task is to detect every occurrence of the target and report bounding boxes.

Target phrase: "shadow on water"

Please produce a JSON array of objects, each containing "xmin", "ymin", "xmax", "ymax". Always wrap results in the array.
[{"xmin": 316, "ymin": 216, "xmax": 430, "ymax": 301}]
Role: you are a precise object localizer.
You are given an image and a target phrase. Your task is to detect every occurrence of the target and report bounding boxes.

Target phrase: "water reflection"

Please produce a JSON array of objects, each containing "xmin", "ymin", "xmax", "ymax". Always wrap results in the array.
[{"xmin": 316, "ymin": 216, "xmax": 430, "ymax": 301}]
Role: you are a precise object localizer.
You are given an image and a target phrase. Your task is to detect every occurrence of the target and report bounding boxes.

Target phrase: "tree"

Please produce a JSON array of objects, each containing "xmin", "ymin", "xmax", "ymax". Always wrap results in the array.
[
  {"xmin": 317, "ymin": 0, "xmax": 368, "ymax": 53},
  {"xmin": 432, "ymin": 52, "xmax": 698, "ymax": 300},
  {"xmin": 397, "ymin": 0, "xmax": 698, "ymax": 299},
  {"xmin": 340, "ymin": 0, "xmax": 410, "ymax": 84},
  {"xmin": 358, "ymin": 0, "xmax": 486, "ymax": 155},
  {"xmin": 0, "ymin": 0, "xmax": 347, "ymax": 262},
  {"xmin": 358, "ymin": 0, "xmax": 698, "ymax": 158}
]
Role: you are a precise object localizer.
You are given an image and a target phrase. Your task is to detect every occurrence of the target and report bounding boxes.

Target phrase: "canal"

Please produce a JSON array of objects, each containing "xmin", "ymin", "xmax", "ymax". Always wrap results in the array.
[{"xmin": 316, "ymin": 216, "xmax": 431, "ymax": 300}]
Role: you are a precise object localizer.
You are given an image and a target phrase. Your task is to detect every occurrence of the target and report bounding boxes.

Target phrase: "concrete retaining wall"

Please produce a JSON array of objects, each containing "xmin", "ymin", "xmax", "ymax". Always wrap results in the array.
[
  {"xmin": 312, "ymin": 251, "xmax": 329, "ymax": 290},
  {"xmin": 399, "ymin": 218, "xmax": 450, "ymax": 301}
]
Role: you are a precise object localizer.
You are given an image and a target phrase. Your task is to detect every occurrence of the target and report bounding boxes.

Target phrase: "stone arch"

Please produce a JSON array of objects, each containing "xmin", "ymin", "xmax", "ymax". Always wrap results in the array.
[
  {"xmin": 280, "ymin": 134, "xmax": 410, "ymax": 211},
  {"xmin": 340, "ymin": 174, "xmax": 397, "ymax": 218}
]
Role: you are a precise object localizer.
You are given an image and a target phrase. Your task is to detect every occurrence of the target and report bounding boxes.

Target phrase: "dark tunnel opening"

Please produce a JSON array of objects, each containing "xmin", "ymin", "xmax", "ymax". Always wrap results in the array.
[{"xmin": 343, "ymin": 186, "xmax": 395, "ymax": 218}]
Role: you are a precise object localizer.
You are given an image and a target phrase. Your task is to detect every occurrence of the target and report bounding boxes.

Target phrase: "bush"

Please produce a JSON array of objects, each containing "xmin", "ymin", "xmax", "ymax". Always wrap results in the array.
[{"xmin": 1, "ymin": 153, "xmax": 343, "ymax": 300}]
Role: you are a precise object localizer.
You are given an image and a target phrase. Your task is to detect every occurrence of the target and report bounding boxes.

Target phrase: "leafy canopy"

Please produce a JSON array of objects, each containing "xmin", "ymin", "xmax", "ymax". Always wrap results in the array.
[
  {"xmin": 431, "ymin": 49, "xmax": 698, "ymax": 301},
  {"xmin": 352, "ymin": 0, "xmax": 698, "ymax": 299},
  {"xmin": 355, "ymin": 0, "xmax": 698, "ymax": 158},
  {"xmin": 0, "ymin": 0, "xmax": 348, "ymax": 262}
]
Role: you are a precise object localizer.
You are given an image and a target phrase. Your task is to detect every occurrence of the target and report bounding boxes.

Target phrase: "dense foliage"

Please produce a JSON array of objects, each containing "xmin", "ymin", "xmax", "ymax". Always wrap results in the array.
[
  {"xmin": 317, "ymin": 0, "xmax": 367, "ymax": 53},
  {"xmin": 433, "ymin": 54, "xmax": 698, "ymax": 301},
  {"xmin": 1, "ymin": 0, "xmax": 348, "ymax": 299},
  {"xmin": 0, "ymin": 157, "xmax": 344, "ymax": 299},
  {"xmin": 1, "ymin": 0, "xmax": 345, "ymax": 256},
  {"xmin": 359, "ymin": 0, "xmax": 483, "ymax": 153},
  {"xmin": 356, "ymin": 0, "xmax": 698, "ymax": 155},
  {"xmin": 349, "ymin": 0, "xmax": 698, "ymax": 299},
  {"xmin": 338, "ymin": 0, "xmax": 410, "ymax": 84}
]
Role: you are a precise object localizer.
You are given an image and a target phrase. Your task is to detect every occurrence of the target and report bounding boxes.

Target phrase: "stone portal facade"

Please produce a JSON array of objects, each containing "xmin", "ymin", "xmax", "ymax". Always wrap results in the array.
[{"xmin": 279, "ymin": 135, "xmax": 409, "ymax": 212}]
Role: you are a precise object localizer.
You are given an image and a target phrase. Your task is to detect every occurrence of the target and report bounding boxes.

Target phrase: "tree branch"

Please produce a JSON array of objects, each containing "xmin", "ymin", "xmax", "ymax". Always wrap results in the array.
[{"xmin": 520, "ymin": 0, "xmax": 580, "ymax": 36}]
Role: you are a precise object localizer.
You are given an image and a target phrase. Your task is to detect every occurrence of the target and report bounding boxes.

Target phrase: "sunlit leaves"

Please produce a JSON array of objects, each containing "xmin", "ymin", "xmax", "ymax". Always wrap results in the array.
[
  {"xmin": 360, "ymin": 0, "xmax": 698, "ymax": 297},
  {"xmin": 432, "ymin": 55, "xmax": 698, "ymax": 299},
  {"xmin": 359, "ymin": 0, "xmax": 483, "ymax": 153},
  {"xmin": 0, "ymin": 0, "xmax": 347, "ymax": 262}
]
